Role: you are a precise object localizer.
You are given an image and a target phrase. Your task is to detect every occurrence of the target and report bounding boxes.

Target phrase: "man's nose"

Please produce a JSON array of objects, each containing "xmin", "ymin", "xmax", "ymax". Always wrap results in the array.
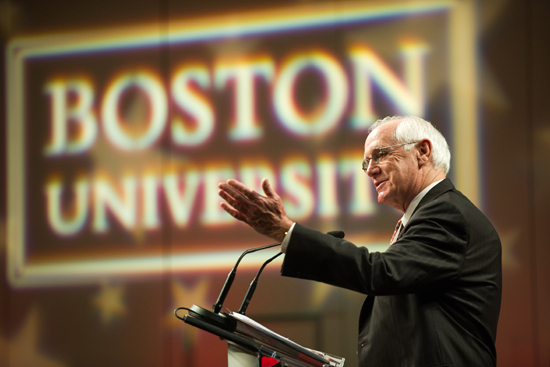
[{"xmin": 366, "ymin": 160, "xmax": 379, "ymax": 177}]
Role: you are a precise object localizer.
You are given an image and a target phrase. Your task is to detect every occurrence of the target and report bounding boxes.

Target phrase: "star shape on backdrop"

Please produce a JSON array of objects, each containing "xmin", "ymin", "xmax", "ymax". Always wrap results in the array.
[
  {"xmin": 0, "ymin": 309, "xmax": 66, "ymax": 367},
  {"xmin": 167, "ymin": 277, "xmax": 211, "ymax": 349},
  {"xmin": 92, "ymin": 281, "xmax": 127, "ymax": 326}
]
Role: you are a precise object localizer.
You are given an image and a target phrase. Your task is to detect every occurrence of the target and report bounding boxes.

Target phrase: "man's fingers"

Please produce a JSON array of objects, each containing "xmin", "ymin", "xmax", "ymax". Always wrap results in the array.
[
  {"xmin": 227, "ymin": 179, "xmax": 251, "ymax": 196},
  {"xmin": 224, "ymin": 179, "xmax": 256, "ymax": 200},
  {"xmin": 262, "ymin": 178, "xmax": 282, "ymax": 201},
  {"xmin": 218, "ymin": 188, "xmax": 244, "ymax": 210},
  {"xmin": 218, "ymin": 187, "xmax": 253, "ymax": 221},
  {"xmin": 220, "ymin": 202, "xmax": 247, "ymax": 222},
  {"xmin": 218, "ymin": 177, "xmax": 291, "ymax": 242},
  {"xmin": 219, "ymin": 178, "xmax": 280, "ymax": 212},
  {"xmin": 261, "ymin": 178, "xmax": 275, "ymax": 198},
  {"xmin": 219, "ymin": 181, "xmax": 243, "ymax": 197}
]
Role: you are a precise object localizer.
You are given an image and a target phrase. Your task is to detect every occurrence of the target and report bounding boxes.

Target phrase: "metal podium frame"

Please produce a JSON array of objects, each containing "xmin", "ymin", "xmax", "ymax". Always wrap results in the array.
[{"xmin": 182, "ymin": 311, "xmax": 339, "ymax": 367}]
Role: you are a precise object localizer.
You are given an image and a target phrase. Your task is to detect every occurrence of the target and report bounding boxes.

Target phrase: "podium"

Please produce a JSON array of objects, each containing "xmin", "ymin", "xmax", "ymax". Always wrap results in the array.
[{"xmin": 178, "ymin": 305, "xmax": 345, "ymax": 367}]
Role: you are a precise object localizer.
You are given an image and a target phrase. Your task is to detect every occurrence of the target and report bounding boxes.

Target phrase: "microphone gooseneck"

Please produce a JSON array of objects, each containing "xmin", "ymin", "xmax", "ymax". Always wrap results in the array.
[
  {"xmin": 212, "ymin": 242, "xmax": 281, "ymax": 314},
  {"xmin": 177, "ymin": 230, "xmax": 342, "ymax": 329},
  {"xmin": 237, "ymin": 252, "xmax": 283, "ymax": 315}
]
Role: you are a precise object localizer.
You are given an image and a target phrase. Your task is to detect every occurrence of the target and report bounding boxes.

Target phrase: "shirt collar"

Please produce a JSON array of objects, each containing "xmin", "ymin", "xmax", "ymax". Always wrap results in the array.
[{"xmin": 401, "ymin": 179, "xmax": 444, "ymax": 228}]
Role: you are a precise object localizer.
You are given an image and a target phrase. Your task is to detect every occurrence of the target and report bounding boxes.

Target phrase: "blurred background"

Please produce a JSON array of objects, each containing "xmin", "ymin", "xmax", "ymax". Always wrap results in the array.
[{"xmin": 0, "ymin": 0, "xmax": 549, "ymax": 366}]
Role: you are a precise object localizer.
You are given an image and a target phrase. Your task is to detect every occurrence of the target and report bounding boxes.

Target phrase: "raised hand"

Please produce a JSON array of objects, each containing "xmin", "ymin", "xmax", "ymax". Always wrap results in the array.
[{"xmin": 218, "ymin": 178, "xmax": 293, "ymax": 242}]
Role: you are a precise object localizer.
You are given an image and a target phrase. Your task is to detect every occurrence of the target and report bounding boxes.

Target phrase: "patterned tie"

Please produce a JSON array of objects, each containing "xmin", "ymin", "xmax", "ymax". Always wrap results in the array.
[{"xmin": 390, "ymin": 218, "xmax": 403, "ymax": 245}]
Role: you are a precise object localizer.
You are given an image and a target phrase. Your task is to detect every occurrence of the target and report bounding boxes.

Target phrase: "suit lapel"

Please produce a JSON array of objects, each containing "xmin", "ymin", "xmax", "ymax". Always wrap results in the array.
[
  {"xmin": 396, "ymin": 179, "xmax": 454, "ymax": 240},
  {"xmin": 411, "ymin": 178, "xmax": 454, "ymax": 218}
]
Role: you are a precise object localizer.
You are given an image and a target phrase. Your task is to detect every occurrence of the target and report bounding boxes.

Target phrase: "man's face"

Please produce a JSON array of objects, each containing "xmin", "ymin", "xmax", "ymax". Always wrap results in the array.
[{"xmin": 363, "ymin": 121, "xmax": 421, "ymax": 212}]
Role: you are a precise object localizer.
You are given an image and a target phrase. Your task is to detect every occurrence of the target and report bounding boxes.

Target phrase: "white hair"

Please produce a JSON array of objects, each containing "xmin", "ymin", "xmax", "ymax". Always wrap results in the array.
[{"xmin": 369, "ymin": 116, "xmax": 451, "ymax": 174}]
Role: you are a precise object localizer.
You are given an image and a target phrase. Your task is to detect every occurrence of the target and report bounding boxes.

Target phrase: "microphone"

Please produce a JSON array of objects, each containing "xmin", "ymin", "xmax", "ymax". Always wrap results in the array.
[
  {"xmin": 212, "ymin": 242, "xmax": 281, "ymax": 314},
  {"xmin": 186, "ymin": 242, "xmax": 281, "ymax": 329},
  {"xmin": 237, "ymin": 252, "xmax": 283, "ymax": 315},
  {"xmin": 236, "ymin": 230, "xmax": 344, "ymax": 315}
]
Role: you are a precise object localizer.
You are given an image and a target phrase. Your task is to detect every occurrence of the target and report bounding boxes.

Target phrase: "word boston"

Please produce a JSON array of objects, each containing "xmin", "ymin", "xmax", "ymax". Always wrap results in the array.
[{"xmin": 43, "ymin": 43, "xmax": 428, "ymax": 155}]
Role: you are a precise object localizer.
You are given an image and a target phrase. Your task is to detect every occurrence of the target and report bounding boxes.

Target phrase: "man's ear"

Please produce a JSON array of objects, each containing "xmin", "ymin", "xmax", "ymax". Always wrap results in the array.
[{"xmin": 417, "ymin": 139, "xmax": 432, "ymax": 167}]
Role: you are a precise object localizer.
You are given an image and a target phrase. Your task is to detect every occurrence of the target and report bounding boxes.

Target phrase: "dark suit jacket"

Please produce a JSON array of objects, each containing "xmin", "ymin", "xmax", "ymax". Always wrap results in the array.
[{"xmin": 281, "ymin": 179, "xmax": 502, "ymax": 367}]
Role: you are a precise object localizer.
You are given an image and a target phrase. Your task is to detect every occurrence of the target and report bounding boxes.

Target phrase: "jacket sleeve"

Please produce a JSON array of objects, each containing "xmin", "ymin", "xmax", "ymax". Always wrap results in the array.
[{"xmin": 281, "ymin": 197, "xmax": 468, "ymax": 295}]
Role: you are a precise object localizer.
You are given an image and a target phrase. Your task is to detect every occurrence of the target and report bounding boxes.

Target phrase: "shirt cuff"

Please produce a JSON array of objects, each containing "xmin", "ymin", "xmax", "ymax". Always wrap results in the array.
[{"xmin": 281, "ymin": 222, "xmax": 296, "ymax": 253}]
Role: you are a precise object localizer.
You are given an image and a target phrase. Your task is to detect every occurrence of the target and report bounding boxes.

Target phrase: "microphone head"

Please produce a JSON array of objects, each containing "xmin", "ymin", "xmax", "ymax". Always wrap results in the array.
[{"xmin": 327, "ymin": 230, "xmax": 345, "ymax": 238}]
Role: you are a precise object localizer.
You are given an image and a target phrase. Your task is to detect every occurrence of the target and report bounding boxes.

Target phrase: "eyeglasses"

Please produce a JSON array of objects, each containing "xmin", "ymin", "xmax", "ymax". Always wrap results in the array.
[{"xmin": 362, "ymin": 142, "xmax": 419, "ymax": 172}]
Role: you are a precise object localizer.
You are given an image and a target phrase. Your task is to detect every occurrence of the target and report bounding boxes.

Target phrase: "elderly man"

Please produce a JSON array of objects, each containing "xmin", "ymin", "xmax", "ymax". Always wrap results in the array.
[{"xmin": 218, "ymin": 116, "xmax": 501, "ymax": 367}]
